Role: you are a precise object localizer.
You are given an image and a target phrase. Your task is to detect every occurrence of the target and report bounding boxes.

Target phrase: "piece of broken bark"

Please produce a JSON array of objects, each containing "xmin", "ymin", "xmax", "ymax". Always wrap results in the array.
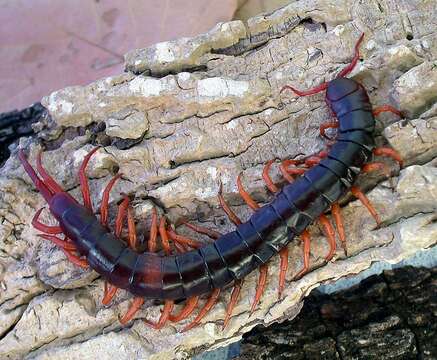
[
  {"xmin": 239, "ymin": 266, "xmax": 437, "ymax": 359},
  {"xmin": 0, "ymin": 0, "xmax": 436, "ymax": 359}
]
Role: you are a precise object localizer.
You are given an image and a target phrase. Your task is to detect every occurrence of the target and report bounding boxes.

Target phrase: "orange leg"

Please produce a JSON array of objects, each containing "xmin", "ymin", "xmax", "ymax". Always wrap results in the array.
[
  {"xmin": 280, "ymin": 82, "xmax": 328, "ymax": 97},
  {"xmin": 237, "ymin": 173, "xmax": 260, "ymax": 211},
  {"xmin": 32, "ymin": 208, "xmax": 62, "ymax": 234},
  {"xmin": 102, "ymin": 283, "xmax": 118, "ymax": 306},
  {"xmin": 362, "ymin": 162, "xmax": 391, "ymax": 178},
  {"xmin": 61, "ymin": 247, "xmax": 89, "ymax": 268},
  {"xmin": 336, "ymin": 33, "xmax": 365, "ymax": 78},
  {"xmin": 182, "ymin": 221, "xmax": 221, "ymax": 240},
  {"xmin": 119, "ymin": 297, "xmax": 145, "ymax": 325},
  {"xmin": 115, "ymin": 195, "xmax": 129, "ymax": 237},
  {"xmin": 278, "ymin": 247, "xmax": 289, "ymax": 299},
  {"xmin": 331, "ymin": 203, "xmax": 347, "ymax": 255},
  {"xmin": 262, "ymin": 159, "xmax": 279, "ymax": 193},
  {"xmin": 127, "ymin": 205, "xmax": 137, "ymax": 250},
  {"xmin": 159, "ymin": 217, "xmax": 172, "ymax": 255},
  {"xmin": 305, "ymin": 150, "xmax": 328, "ymax": 167},
  {"xmin": 279, "ymin": 159, "xmax": 306, "ymax": 183},
  {"xmin": 250, "ymin": 264, "xmax": 268, "ymax": 314},
  {"xmin": 148, "ymin": 207, "xmax": 158, "ymax": 252},
  {"xmin": 279, "ymin": 162, "xmax": 296, "ymax": 183},
  {"xmin": 169, "ymin": 296, "xmax": 200, "ymax": 323},
  {"xmin": 294, "ymin": 230, "xmax": 311, "ymax": 280},
  {"xmin": 350, "ymin": 186, "xmax": 381, "ymax": 225},
  {"xmin": 222, "ymin": 281, "xmax": 242, "ymax": 330},
  {"xmin": 181, "ymin": 288, "xmax": 221, "ymax": 332},
  {"xmin": 145, "ymin": 300, "xmax": 175, "ymax": 330},
  {"xmin": 320, "ymin": 121, "xmax": 338, "ymax": 140},
  {"xmin": 373, "ymin": 147, "xmax": 403, "ymax": 168},
  {"xmin": 37, "ymin": 234, "xmax": 77, "ymax": 251},
  {"xmin": 78, "ymin": 147, "xmax": 100, "ymax": 211},
  {"xmin": 100, "ymin": 174, "xmax": 122, "ymax": 227},
  {"xmin": 372, "ymin": 105, "xmax": 403, "ymax": 118},
  {"xmin": 218, "ymin": 182, "xmax": 242, "ymax": 226},
  {"xmin": 167, "ymin": 228, "xmax": 202, "ymax": 249},
  {"xmin": 318, "ymin": 214, "xmax": 336, "ymax": 262},
  {"xmin": 173, "ymin": 241, "xmax": 189, "ymax": 253},
  {"xmin": 281, "ymin": 33, "xmax": 364, "ymax": 96}
]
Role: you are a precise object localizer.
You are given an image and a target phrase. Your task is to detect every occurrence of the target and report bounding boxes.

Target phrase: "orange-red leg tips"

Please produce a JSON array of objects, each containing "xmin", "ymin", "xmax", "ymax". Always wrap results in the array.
[
  {"xmin": 250, "ymin": 264, "xmax": 268, "ymax": 315},
  {"xmin": 331, "ymin": 203, "xmax": 347, "ymax": 256},
  {"xmin": 119, "ymin": 297, "xmax": 145, "ymax": 325},
  {"xmin": 100, "ymin": 174, "xmax": 122, "ymax": 227},
  {"xmin": 320, "ymin": 121, "xmax": 338, "ymax": 140},
  {"xmin": 372, "ymin": 104, "xmax": 403, "ymax": 118},
  {"xmin": 37, "ymin": 234, "xmax": 76, "ymax": 251},
  {"xmin": 182, "ymin": 221, "xmax": 221, "ymax": 240},
  {"xmin": 145, "ymin": 300, "xmax": 174, "ymax": 330},
  {"xmin": 262, "ymin": 159, "xmax": 279, "ymax": 193},
  {"xmin": 181, "ymin": 289, "xmax": 221, "ymax": 332},
  {"xmin": 351, "ymin": 186, "xmax": 381, "ymax": 226},
  {"xmin": 61, "ymin": 248, "xmax": 89, "ymax": 268},
  {"xmin": 222, "ymin": 281, "xmax": 242, "ymax": 330},
  {"xmin": 115, "ymin": 196, "xmax": 129, "ymax": 237},
  {"xmin": 280, "ymin": 82, "xmax": 328, "ymax": 97},
  {"xmin": 127, "ymin": 205, "xmax": 137, "ymax": 250},
  {"xmin": 237, "ymin": 173, "xmax": 260, "ymax": 211},
  {"xmin": 218, "ymin": 182, "xmax": 242, "ymax": 226},
  {"xmin": 32, "ymin": 208, "xmax": 62, "ymax": 234},
  {"xmin": 102, "ymin": 283, "xmax": 118, "ymax": 306},
  {"xmin": 318, "ymin": 214, "xmax": 336, "ymax": 262},
  {"xmin": 148, "ymin": 207, "xmax": 159, "ymax": 252},
  {"xmin": 169, "ymin": 296, "xmax": 199, "ymax": 323},
  {"xmin": 294, "ymin": 230, "xmax": 311, "ymax": 280},
  {"xmin": 373, "ymin": 147, "xmax": 404, "ymax": 168},
  {"xmin": 278, "ymin": 247, "xmax": 289, "ymax": 299}
]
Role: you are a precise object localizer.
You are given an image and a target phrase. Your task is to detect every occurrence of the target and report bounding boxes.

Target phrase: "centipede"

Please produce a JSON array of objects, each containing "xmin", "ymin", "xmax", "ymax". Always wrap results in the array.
[{"xmin": 18, "ymin": 33, "xmax": 404, "ymax": 332}]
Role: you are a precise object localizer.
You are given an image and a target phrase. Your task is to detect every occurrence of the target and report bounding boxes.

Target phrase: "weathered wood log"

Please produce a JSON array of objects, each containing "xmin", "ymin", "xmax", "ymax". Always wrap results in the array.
[
  {"xmin": 240, "ymin": 266, "xmax": 437, "ymax": 359},
  {"xmin": 0, "ymin": 0, "xmax": 436, "ymax": 358}
]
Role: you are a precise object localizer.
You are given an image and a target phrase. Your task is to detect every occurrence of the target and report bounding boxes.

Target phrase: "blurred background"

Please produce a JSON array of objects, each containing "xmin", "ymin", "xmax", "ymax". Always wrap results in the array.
[{"xmin": 0, "ymin": 0, "xmax": 290, "ymax": 113}]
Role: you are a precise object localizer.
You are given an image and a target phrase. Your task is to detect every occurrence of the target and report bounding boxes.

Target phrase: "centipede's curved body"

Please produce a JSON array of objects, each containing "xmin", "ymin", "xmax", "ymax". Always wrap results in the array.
[
  {"xmin": 21, "ymin": 78, "xmax": 374, "ymax": 299},
  {"xmin": 19, "ymin": 34, "xmax": 403, "ymax": 329}
]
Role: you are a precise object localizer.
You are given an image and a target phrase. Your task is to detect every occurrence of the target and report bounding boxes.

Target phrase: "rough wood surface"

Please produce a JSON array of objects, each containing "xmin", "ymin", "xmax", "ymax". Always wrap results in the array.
[
  {"xmin": 239, "ymin": 266, "xmax": 437, "ymax": 359},
  {"xmin": 0, "ymin": 1, "xmax": 436, "ymax": 359}
]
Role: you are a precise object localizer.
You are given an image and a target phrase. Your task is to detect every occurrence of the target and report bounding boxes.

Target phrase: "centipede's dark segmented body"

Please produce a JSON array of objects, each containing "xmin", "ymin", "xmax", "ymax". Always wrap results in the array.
[{"xmin": 19, "ymin": 34, "xmax": 403, "ymax": 331}]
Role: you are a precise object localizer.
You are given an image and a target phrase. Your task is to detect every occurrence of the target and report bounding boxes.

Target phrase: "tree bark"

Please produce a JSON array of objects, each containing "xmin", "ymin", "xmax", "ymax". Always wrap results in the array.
[{"xmin": 0, "ymin": 0, "xmax": 436, "ymax": 358}]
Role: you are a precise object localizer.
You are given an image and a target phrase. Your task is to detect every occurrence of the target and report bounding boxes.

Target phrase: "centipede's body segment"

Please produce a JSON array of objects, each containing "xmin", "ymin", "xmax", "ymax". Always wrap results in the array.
[{"xmin": 18, "ymin": 33, "xmax": 403, "ymax": 330}]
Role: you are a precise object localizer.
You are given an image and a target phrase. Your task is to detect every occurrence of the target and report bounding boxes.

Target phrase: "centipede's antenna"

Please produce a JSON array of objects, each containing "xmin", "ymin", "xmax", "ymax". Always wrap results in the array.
[
  {"xmin": 280, "ymin": 33, "xmax": 365, "ymax": 98},
  {"xmin": 336, "ymin": 32, "xmax": 365, "ymax": 79},
  {"xmin": 18, "ymin": 149, "xmax": 54, "ymax": 203}
]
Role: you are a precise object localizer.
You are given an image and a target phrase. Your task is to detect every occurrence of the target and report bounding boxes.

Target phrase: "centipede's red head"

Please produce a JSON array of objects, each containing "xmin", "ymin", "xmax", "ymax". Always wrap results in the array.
[{"xmin": 18, "ymin": 149, "xmax": 77, "ymax": 217}]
